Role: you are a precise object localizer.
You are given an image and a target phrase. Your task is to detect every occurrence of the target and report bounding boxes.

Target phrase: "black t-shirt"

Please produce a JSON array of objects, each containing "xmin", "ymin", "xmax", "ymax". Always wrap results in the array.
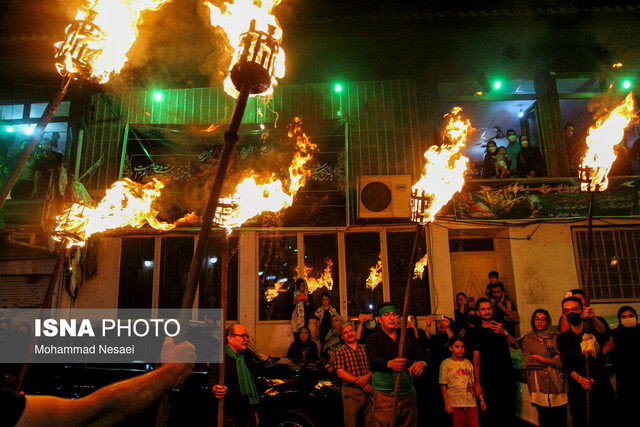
[
  {"xmin": 465, "ymin": 325, "xmax": 514, "ymax": 388},
  {"xmin": 0, "ymin": 387, "xmax": 26, "ymax": 426}
]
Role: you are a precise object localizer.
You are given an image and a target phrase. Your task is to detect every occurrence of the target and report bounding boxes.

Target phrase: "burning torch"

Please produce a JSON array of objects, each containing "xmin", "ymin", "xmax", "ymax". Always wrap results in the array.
[
  {"xmin": 0, "ymin": 7, "xmax": 100, "ymax": 208},
  {"xmin": 576, "ymin": 92, "xmax": 635, "ymax": 427},
  {"xmin": 155, "ymin": 10, "xmax": 284, "ymax": 427},
  {"xmin": 391, "ymin": 109, "xmax": 472, "ymax": 424}
]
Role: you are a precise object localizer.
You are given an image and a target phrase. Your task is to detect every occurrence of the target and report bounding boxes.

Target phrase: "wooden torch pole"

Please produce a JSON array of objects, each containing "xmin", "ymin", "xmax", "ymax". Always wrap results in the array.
[
  {"xmin": 155, "ymin": 79, "xmax": 252, "ymax": 427},
  {"xmin": 391, "ymin": 223, "xmax": 422, "ymax": 425}
]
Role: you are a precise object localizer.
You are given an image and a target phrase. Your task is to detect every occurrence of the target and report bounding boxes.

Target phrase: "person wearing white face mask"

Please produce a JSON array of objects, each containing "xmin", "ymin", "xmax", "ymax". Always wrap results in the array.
[
  {"xmin": 516, "ymin": 135, "xmax": 545, "ymax": 178},
  {"xmin": 482, "ymin": 140, "xmax": 499, "ymax": 178},
  {"xmin": 604, "ymin": 305, "xmax": 640, "ymax": 422},
  {"xmin": 504, "ymin": 129, "xmax": 521, "ymax": 175}
]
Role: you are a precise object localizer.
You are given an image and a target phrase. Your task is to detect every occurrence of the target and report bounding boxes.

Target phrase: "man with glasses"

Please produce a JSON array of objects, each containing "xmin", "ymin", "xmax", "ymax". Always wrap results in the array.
[
  {"xmin": 556, "ymin": 296, "xmax": 615, "ymax": 427},
  {"xmin": 212, "ymin": 324, "xmax": 260, "ymax": 426},
  {"xmin": 365, "ymin": 302, "xmax": 427, "ymax": 427}
]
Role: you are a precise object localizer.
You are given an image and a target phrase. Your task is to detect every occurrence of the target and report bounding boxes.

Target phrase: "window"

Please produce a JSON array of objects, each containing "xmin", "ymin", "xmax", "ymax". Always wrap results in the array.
[
  {"xmin": 346, "ymin": 232, "xmax": 383, "ymax": 316},
  {"xmin": 258, "ymin": 234, "xmax": 298, "ymax": 321},
  {"xmin": 29, "ymin": 101, "xmax": 71, "ymax": 118},
  {"xmin": 303, "ymin": 233, "xmax": 340, "ymax": 312},
  {"xmin": 437, "ymin": 99, "xmax": 539, "ymax": 179},
  {"xmin": 387, "ymin": 230, "xmax": 430, "ymax": 315},
  {"xmin": 199, "ymin": 234, "xmax": 239, "ymax": 320},
  {"xmin": 159, "ymin": 237, "xmax": 194, "ymax": 308},
  {"xmin": 572, "ymin": 227, "xmax": 640, "ymax": 301},
  {"xmin": 118, "ymin": 238, "xmax": 155, "ymax": 310},
  {"xmin": 118, "ymin": 236, "xmax": 238, "ymax": 317},
  {"xmin": 0, "ymin": 104, "xmax": 24, "ymax": 120}
]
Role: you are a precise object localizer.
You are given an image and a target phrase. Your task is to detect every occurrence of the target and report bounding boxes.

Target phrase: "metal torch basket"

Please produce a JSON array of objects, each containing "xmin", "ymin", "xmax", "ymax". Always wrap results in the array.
[
  {"xmin": 577, "ymin": 166, "xmax": 601, "ymax": 193},
  {"xmin": 54, "ymin": 8, "xmax": 105, "ymax": 78},
  {"xmin": 229, "ymin": 19, "xmax": 281, "ymax": 94},
  {"xmin": 213, "ymin": 197, "xmax": 239, "ymax": 227},
  {"xmin": 51, "ymin": 203, "xmax": 91, "ymax": 247},
  {"xmin": 410, "ymin": 189, "xmax": 432, "ymax": 224}
]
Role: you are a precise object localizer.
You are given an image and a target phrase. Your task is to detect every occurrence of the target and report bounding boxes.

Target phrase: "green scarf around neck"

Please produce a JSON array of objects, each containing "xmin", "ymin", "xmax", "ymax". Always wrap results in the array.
[{"xmin": 225, "ymin": 344, "xmax": 260, "ymax": 405}]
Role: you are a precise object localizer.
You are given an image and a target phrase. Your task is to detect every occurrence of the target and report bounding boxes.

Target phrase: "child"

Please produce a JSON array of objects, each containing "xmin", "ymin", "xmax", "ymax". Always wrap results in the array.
[
  {"xmin": 291, "ymin": 278, "xmax": 310, "ymax": 335},
  {"xmin": 493, "ymin": 146, "xmax": 511, "ymax": 178},
  {"xmin": 439, "ymin": 337, "xmax": 485, "ymax": 427}
]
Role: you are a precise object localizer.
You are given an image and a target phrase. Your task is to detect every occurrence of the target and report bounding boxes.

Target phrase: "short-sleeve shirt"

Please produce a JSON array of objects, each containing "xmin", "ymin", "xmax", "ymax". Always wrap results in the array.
[
  {"xmin": 334, "ymin": 342, "xmax": 370, "ymax": 378},
  {"xmin": 439, "ymin": 358, "xmax": 476, "ymax": 407},
  {"xmin": 0, "ymin": 387, "xmax": 26, "ymax": 426}
]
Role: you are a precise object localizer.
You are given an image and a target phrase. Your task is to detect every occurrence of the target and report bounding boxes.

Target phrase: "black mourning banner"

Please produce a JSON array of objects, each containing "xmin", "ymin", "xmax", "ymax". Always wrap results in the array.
[{"xmin": 123, "ymin": 119, "xmax": 347, "ymax": 227}]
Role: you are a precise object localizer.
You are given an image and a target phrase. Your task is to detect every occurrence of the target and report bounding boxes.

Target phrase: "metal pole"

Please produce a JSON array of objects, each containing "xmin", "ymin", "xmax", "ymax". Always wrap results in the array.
[
  {"xmin": 217, "ymin": 235, "xmax": 229, "ymax": 427},
  {"xmin": 391, "ymin": 223, "xmax": 422, "ymax": 426},
  {"xmin": 0, "ymin": 74, "xmax": 73, "ymax": 210},
  {"xmin": 155, "ymin": 79, "xmax": 252, "ymax": 426},
  {"xmin": 583, "ymin": 191, "xmax": 595, "ymax": 427}
]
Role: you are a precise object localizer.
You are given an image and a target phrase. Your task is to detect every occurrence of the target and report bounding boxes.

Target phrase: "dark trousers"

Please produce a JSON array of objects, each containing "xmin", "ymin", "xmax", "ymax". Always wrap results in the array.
[
  {"xmin": 342, "ymin": 385, "xmax": 373, "ymax": 427},
  {"xmin": 534, "ymin": 404, "xmax": 567, "ymax": 427},
  {"xmin": 568, "ymin": 389, "xmax": 615, "ymax": 427},
  {"xmin": 479, "ymin": 382, "xmax": 516, "ymax": 427},
  {"xmin": 372, "ymin": 388, "xmax": 417, "ymax": 427}
]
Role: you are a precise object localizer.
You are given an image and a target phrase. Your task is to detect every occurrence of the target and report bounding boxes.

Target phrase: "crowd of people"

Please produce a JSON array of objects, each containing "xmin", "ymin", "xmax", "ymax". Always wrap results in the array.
[
  {"xmin": 269, "ymin": 271, "xmax": 639, "ymax": 427},
  {"xmin": 3, "ymin": 270, "xmax": 639, "ymax": 426}
]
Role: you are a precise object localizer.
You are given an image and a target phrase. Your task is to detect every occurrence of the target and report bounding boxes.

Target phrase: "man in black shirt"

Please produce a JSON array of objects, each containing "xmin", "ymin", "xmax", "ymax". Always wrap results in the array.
[
  {"xmin": 365, "ymin": 302, "xmax": 427, "ymax": 427},
  {"xmin": 556, "ymin": 296, "xmax": 615, "ymax": 427},
  {"xmin": 466, "ymin": 297, "xmax": 519, "ymax": 427}
]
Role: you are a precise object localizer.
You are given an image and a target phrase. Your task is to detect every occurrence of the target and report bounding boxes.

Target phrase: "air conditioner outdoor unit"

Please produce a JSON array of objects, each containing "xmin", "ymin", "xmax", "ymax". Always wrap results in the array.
[{"xmin": 358, "ymin": 175, "xmax": 412, "ymax": 219}]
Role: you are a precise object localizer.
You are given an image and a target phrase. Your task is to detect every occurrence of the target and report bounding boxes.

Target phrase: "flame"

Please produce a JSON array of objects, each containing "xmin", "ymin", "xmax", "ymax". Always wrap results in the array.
[
  {"xmin": 264, "ymin": 281, "xmax": 288, "ymax": 302},
  {"xmin": 217, "ymin": 117, "xmax": 317, "ymax": 232},
  {"xmin": 304, "ymin": 258, "xmax": 334, "ymax": 294},
  {"xmin": 173, "ymin": 212, "xmax": 199, "ymax": 226},
  {"xmin": 411, "ymin": 107, "xmax": 472, "ymax": 223},
  {"xmin": 205, "ymin": 0, "xmax": 285, "ymax": 98},
  {"xmin": 365, "ymin": 254, "xmax": 383, "ymax": 291},
  {"xmin": 579, "ymin": 92, "xmax": 636, "ymax": 192},
  {"xmin": 56, "ymin": 0, "xmax": 171, "ymax": 83},
  {"xmin": 413, "ymin": 254, "xmax": 428, "ymax": 279},
  {"xmin": 54, "ymin": 178, "xmax": 175, "ymax": 248}
]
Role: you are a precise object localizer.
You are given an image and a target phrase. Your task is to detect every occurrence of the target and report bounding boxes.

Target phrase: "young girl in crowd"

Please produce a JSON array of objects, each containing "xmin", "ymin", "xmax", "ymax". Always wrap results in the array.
[{"xmin": 439, "ymin": 337, "xmax": 485, "ymax": 427}]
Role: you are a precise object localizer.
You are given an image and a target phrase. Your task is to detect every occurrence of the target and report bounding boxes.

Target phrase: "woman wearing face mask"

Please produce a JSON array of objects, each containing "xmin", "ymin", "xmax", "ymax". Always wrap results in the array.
[
  {"xmin": 482, "ymin": 140, "xmax": 498, "ymax": 178},
  {"xmin": 605, "ymin": 306, "xmax": 640, "ymax": 421},
  {"xmin": 516, "ymin": 135, "xmax": 545, "ymax": 178},
  {"xmin": 521, "ymin": 309, "xmax": 567, "ymax": 427}
]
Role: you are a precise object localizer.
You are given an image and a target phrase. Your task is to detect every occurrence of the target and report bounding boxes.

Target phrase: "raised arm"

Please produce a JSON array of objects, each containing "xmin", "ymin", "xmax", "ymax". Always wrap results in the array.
[{"xmin": 17, "ymin": 338, "xmax": 195, "ymax": 427}]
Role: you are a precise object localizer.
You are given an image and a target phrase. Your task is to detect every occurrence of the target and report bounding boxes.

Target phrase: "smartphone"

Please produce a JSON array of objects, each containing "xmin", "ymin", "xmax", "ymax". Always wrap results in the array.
[{"xmin": 433, "ymin": 314, "xmax": 444, "ymax": 321}]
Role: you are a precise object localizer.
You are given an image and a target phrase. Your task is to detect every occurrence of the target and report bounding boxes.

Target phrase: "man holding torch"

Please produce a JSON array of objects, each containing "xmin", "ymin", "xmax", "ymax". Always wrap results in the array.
[{"xmin": 365, "ymin": 302, "xmax": 427, "ymax": 427}]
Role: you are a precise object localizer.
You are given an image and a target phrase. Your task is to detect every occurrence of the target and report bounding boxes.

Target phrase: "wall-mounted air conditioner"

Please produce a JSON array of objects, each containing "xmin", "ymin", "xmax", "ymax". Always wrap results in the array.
[{"xmin": 358, "ymin": 175, "xmax": 412, "ymax": 219}]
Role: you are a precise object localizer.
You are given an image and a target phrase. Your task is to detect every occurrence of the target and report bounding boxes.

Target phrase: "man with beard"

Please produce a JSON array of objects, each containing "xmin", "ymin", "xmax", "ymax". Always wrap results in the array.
[
  {"xmin": 365, "ymin": 302, "xmax": 427, "ymax": 427},
  {"xmin": 466, "ymin": 298, "xmax": 519, "ymax": 427},
  {"xmin": 556, "ymin": 296, "xmax": 615, "ymax": 426}
]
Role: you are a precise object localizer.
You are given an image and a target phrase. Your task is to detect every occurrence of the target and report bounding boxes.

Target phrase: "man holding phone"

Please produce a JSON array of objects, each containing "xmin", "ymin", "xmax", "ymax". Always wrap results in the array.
[{"xmin": 465, "ymin": 298, "xmax": 519, "ymax": 427}]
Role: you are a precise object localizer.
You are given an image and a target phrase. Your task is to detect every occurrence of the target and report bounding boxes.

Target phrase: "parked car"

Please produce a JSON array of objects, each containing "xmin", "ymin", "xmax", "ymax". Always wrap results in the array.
[{"xmin": 18, "ymin": 347, "xmax": 343, "ymax": 427}]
